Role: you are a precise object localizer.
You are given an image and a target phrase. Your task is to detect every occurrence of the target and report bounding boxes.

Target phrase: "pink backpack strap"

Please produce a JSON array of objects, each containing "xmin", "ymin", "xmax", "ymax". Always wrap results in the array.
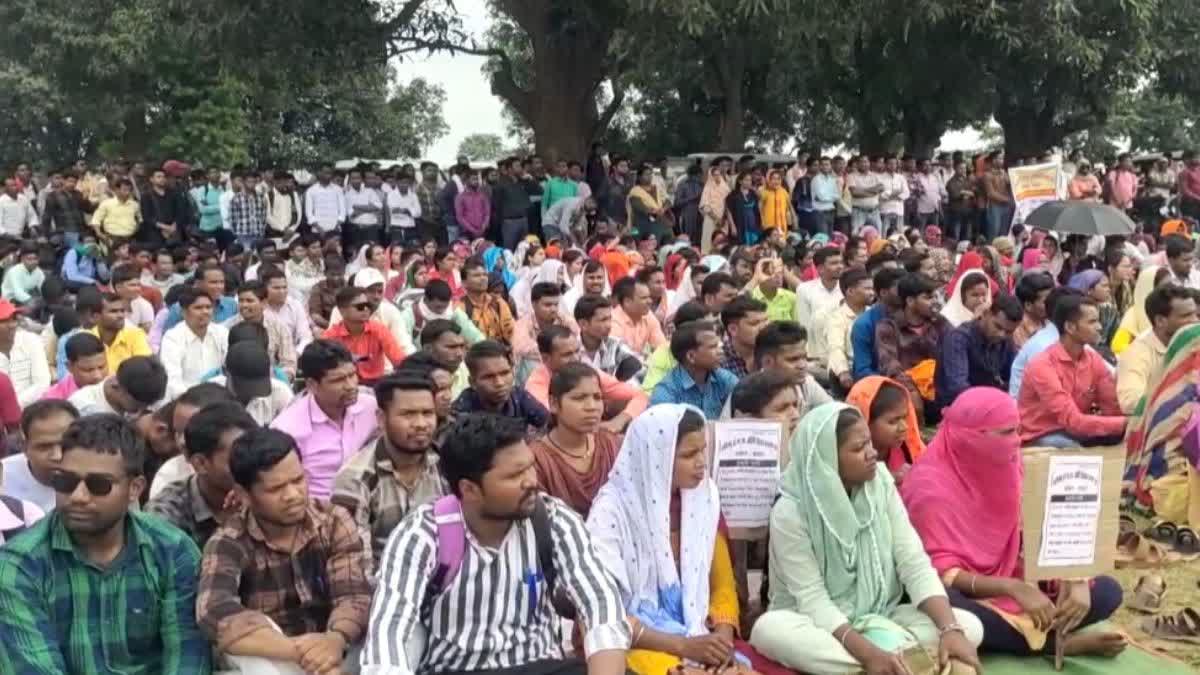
[{"xmin": 427, "ymin": 495, "xmax": 466, "ymax": 601}]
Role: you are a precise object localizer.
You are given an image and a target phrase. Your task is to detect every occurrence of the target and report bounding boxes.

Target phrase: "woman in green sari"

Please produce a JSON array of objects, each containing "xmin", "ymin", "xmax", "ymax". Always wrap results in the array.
[{"xmin": 749, "ymin": 402, "xmax": 983, "ymax": 675}]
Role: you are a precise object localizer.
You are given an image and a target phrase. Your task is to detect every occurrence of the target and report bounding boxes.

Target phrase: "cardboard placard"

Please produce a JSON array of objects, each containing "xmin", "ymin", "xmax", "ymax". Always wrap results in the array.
[
  {"xmin": 707, "ymin": 420, "xmax": 783, "ymax": 540},
  {"xmin": 1021, "ymin": 445, "xmax": 1122, "ymax": 581}
]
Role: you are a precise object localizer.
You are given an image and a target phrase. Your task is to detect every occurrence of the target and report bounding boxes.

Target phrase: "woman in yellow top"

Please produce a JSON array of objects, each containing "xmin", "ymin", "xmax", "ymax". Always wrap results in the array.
[
  {"xmin": 1111, "ymin": 264, "xmax": 1170, "ymax": 354},
  {"xmin": 587, "ymin": 404, "xmax": 745, "ymax": 675},
  {"xmin": 758, "ymin": 170, "xmax": 792, "ymax": 234}
]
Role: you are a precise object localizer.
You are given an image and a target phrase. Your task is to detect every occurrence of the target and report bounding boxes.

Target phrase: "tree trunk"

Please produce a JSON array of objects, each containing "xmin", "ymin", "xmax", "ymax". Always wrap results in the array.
[
  {"xmin": 857, "ymin": 114, "xmax": 891, "ymax": 156},
  {"xmin": 995, "ymin": 101, "xmax": 1059, "ymax": 160},
  {"xmin": 122, "ymin": 104, "xmax": 149, "ymax": 157},
  {"xmin": 491, "ymin": 0, "xmax": 618, "ymax": 163},
  {"xmin": 710, "ymin": 44, "xmax": 747, "ymax": 151}
]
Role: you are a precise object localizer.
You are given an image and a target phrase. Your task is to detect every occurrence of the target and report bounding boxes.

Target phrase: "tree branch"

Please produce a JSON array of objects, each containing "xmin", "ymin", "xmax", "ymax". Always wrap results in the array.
[
  {"xmin": 381, "ymin": 0, "xmax": 431, "ymax": 36},
  {"xmin": 591, "ymin": 79, "xmax": 627, "ymax": 141}
]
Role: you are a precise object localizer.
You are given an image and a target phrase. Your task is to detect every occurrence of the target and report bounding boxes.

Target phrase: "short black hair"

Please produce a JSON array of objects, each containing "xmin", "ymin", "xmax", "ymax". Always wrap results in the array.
[
  {"xmin": 989, "ymin": 294, "xmax": 1024, "ymax": 323},
  {"xmin": 721, "ymin": 294, "xmax": 766, "ymax": 326},
  {"xmin": 374, "ymin": 373, "xmax": 436, "ymax": 411},
  {"xmin": 731, "ymin": 370, "xmax": 796, "ymax": 416},
  {"xmin": 1052, "ymin": 293, "xmax": 1097, "ymax": 333},
  {"xmin": 536, "ymin": 324, "xmax": 574, "ymax": 355},
  {"xmin": 116, "ymin": 356, "xmax": 167, "ymax": 406},
  {"xmin": 183, "ymin": 401, "xmax": 257, "ymax": 458},
  {"xmin": 1015, "ymin": 271, "xmax": 1055, "ymax": 307},
  {"xmin": 814, "ymin": 246, "xmax": 842, "ymax": 267},
  {"xmin": 635, "ymin": 267, "xmax": 663, "ymax": 285},
  {"xmin": 897, "ymin": 248, "xmax": 928, "ymax": 274},
  {"xmin": 398, "ymin": 350, "xmax": 453, "ymax": 377},
  {"xmin": 259, "ymin": 266, "xmax": 287, "ymax": 286},
  {"xmin": 700, "ymin": 272, "xmax": 736, "ymax": 299},
  {"xmin": 840, "ymin": 267, "xmax": 871, "ymax": 294},
  {"xmin": 574, "ymin": 294, "xmax": 612, "ymax": 323},
  {"xmin": 425, "ymin": 279, "xmax": 452, "ymax": 303},
  {"xmin": 1166, "ymin": 234, "xmax": 1192, "ymax": 260},
  {"xmin": 61, "ymin": 413, "xmax": 146, "ymax": 475},
  {"xmin": 173, "ymin": 382, "xmax": 236, "ymax": 433},
  {"xmin": 76, "ymin": 286, "xmax": 104, "ymax": 316},
  {"xmin": 438, "ymin": 413, "xmax": 527, "ymax": 497},
  {"xmin": 229, "ymin": 427, "xmax": 298, "ymax": 489},
  {"xmin": 420, "ymin": 318, "xmax": 460, "ymax": 346},
  {"xmin": 897, "ymin": 273, "xmax": 938, "ymax": 304},
  {"xmin": 531, "ymin": 281, "xmax": 562, "ymax": 303},
  {"xmin": 873, "ymin": 267, "xmax": 905, "ymax": 294},
  {"xmin": 461, "ymin": 256, "xmax": 486, "ymax": 276},
  {"xmin": 670, "ymin": 320, "xmax": 717, "ymax": 363},
  {"xmin": 110, "ymin": 263, "xmax": 139, "ymax": 286},
  {"xmin": 612, "ymin": 276, "xmax": 638, "ymax": 304},
  {"xmin": 865, "ymin": 251, "xmax": 897, "ymax": 274},
  {"xmin": 177, "ymin": 286, "xmax": 211, "ymax": 310},
  {"xmin": 1146, "ymin": 283, "xmax": 1196, "ymax": 324},
  {"xmin": 754, "ymin": 321, "xmax": 807, "ymax": 364},
  {"xmin": 335, "ymin": 285, "xmax": 365, "ymax": 308},
  {"xmin": 1044, "ymin": 286, "xmax": 1083, "ymax": 319},
  {"xmin": 65, "ymin": 331, "xmax": 104, "ymax": 363},
  {"xmin": 20, "ymin": 399, "xmax": 79, "ymax": 438},
  {"xmin": 298, "ymin": 339, "xmax": 355, "ymax": 381},
  {"xmin": 237, "ymin": 279, "xmax": 267, "ymax": 300},
  {"xmin": 549, "ymin": 362, "xmax": 600, "ymax": 400},
  {"xmin": 673, "ymin": 300, "xmax": 712, "ymax": 328},
  {"xmin": 464, "ymin": 339, "xmax": 510, "ymax": 374}
]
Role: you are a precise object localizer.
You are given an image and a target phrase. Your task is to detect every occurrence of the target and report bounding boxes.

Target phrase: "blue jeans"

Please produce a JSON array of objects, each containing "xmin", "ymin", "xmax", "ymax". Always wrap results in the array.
[
  {"xmin": 986, "ymin": 204, "xmax": 1013, "ymax": 240},
  {"xmin": 851, "ymin": 206, "xmax": 882, "ymax": 233}
]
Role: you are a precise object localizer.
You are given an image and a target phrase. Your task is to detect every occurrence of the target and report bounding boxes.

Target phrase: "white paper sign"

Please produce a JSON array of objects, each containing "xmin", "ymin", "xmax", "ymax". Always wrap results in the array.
[
  {"xmin": 1036, "ymin": 455, "xmax": 1104, "ymax": 568},
  {"xmin": 711, "ymin": 420, "xmax": 782, "ymax": 529}
]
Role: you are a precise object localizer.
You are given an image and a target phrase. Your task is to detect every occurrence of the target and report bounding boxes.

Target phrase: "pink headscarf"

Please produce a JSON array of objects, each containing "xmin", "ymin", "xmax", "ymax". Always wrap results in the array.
[{"xmin": 900, "ymin": 387, "xmax": 1023, "ymax": 614}]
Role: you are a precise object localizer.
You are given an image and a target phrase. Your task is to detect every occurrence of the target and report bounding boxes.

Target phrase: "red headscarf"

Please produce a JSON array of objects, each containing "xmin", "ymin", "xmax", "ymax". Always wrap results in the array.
[
  {"xmin": 945, "ymin": 251, "xmax": 986, "ymax": 295},
  {"xmin": 900, "ymin": 387, "xmax": 1024, "ymax": 615}
]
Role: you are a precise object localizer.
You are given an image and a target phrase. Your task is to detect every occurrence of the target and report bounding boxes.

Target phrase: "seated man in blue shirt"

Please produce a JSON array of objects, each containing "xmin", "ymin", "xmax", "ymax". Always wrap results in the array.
[
  {"xmin": 934, "ymin": 294, "xmax": 1022, "ymax": 411},
  {"xmin": 850, "ymin": 267, "xmax": 905, "ymax": 380},
  {"xmin": 1009, "ymin": 286, "xmax": 1083, "ymax": 398},
  {"xmin": 452, "ymin": 339, "xmax": 550, "ymax": 432},
  {"xmin": 163, "ymin": 262, "xmax": 238, "ymax": 330},
  {"xmin": 651, "ymin": 319, "xmax": 738, "ymax": 419}
]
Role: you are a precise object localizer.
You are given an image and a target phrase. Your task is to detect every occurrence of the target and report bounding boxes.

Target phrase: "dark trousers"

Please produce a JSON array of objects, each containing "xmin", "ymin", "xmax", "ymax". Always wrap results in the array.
[
  {"xmin": 388, "ymin": 227, "xmax": 421, "ymax": 247},
  {"xmin": 353, "ymin": 224, "xmax": 382, "ymax": 249},
  {"xmin": 947, "ymin": 576, "xmax": 1123, "ymax": 655},
  {"xmin": 502, "ymin": 217, "xmax": 529, "ymax": 250}
]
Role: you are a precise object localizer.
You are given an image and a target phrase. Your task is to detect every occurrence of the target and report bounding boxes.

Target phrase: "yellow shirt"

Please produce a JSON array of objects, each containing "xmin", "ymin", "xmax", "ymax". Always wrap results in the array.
[
  {"xmin": 1115, "ymin": 330, "xmax": 1167, "ymax": 414},
  {"xmin": 91, "ymin": 196, "xmax": 141, "ymax": 237},
  {"xmin": 87, "ymin": 325, "xmax": 152, "ymax": 374},
  {"xmin": 759, "ymin": 186, "xmax": 791, "ymax": 233},
  {"xmin": 751, "ymin": 286, "xmax": 798, "ymax": 322}
]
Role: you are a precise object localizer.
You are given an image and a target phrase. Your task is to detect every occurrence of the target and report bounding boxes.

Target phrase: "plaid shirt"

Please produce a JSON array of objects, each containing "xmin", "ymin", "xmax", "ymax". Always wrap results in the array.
[
  {"xmin": 331, "ymin": 438, "xmax": 447, "ymax": 564},
  {"xmin": 146, "ymin": 474, "xmax": 220, "ymax": 549},
  {"xmin": 582, "ymin": 335, "xmax": 643, "ymax": 377},
  {"xmin": 0, "ymin": 511, "xmax": 211, "ymax": 674},
  {"xmin": 228, "ymin": 191, "xmax": 267, "ymax": 238},
  {"xmin": 196, "ymin": 501, "xmax": 372, "ymax": 650},
  {"xmin": 720, "ymin": 338, "xmax": 752, "ymax": 377}
]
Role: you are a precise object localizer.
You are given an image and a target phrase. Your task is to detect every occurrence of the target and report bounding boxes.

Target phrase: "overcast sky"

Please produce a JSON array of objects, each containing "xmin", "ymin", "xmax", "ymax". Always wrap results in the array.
[{"xmin": 393, "ymin": 0, "xmax": 988, "ymax": 162}]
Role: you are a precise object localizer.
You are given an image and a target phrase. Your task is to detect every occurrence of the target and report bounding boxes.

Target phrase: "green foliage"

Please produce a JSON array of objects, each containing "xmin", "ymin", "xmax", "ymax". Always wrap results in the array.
[{"xmin": 457, "ymin": 134, "xmax": 506, "ymax": 161}]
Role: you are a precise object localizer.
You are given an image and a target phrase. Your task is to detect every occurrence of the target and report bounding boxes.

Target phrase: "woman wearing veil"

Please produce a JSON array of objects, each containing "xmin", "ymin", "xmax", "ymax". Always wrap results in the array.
[
  {"xmin": 749, "ymin": 402, "xmax": 982, "ymax": 675},
  {"xmin": 588, "ymin": 404, "xmax": 751, "ymax": 675}
]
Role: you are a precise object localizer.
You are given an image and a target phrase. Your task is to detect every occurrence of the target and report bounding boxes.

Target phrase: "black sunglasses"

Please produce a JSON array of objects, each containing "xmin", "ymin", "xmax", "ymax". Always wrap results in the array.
[
  {"xmin": 48, "ymin": 470, "xmax": 119, "ymax": 496},
  {"xmin": 351, "ymin": 302, "xmax": 372, "ymax": 312}
]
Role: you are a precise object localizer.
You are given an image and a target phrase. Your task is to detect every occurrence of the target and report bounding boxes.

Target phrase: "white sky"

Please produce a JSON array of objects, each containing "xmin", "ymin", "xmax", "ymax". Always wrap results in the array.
[{"xmin": 393, "ymin": 0, "xmax": 990, "ymax": 162}]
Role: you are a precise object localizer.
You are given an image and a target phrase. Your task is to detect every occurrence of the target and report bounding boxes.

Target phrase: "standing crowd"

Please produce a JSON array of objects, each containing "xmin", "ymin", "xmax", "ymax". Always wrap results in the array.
[{"xmin": 1, "ymin": 146, "xmax": 1199, "ymax": 675}]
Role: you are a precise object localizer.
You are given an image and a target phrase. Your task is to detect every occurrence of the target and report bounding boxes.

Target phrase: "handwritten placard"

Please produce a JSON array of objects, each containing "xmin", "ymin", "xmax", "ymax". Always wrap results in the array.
[{"xmin": 709, "ymin": 420, "xmax": 783, "ymax": 534}]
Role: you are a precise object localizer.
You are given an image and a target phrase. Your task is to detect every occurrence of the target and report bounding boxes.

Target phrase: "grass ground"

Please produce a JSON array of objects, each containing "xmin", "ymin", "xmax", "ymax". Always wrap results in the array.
[{"xmin": 1112, "ymin": 558, "xmax": 1200, "ymax": 668}]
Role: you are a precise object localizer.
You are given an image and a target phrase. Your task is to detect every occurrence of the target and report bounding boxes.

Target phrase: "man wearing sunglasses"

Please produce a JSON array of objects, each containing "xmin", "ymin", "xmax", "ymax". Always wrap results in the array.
[
  {"xmin": 0, "ymin": 414, "xmax": 211, "ymax": 673},
  {"xmin": 323, "ymin": 285, "xmax": 405, "ymax": 386}
]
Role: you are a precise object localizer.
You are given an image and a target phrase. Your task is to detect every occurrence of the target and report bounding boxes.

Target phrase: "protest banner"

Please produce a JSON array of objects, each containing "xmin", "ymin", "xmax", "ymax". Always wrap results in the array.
[
  {"xmin": 707, "ymin": 420, "xmax": 783, "ymax": 539},
  {"xmin": 1021, "ymin": 445, "xmax": 1122, "ymax": 581},
  {"xmin": 1008, "ymin": 161, "xmax": 1065, "ymax": 226}
]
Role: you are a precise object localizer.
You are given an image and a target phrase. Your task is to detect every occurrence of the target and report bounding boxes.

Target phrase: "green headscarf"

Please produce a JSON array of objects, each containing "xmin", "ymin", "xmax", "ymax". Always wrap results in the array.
[{"xmin": 779, "ymin": 402, "xmax": 898, "ymax": 623}]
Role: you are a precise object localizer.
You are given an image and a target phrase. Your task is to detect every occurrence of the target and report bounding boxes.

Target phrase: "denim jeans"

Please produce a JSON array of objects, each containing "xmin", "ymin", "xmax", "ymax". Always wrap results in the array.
[
  {"xmin": 986, "ymin": 203, "xmax": 1013, "ymax": 240},
  {"xmin": 881, "ymin": 212, "xmax": 902, "ymax": 234},
  {"xmin": 501, "ymin": 217, "xmax": 528, "ymax": 250},
  {"xmin": 851, "ymin": 206, "xmax": 882, "ymax": 233}
]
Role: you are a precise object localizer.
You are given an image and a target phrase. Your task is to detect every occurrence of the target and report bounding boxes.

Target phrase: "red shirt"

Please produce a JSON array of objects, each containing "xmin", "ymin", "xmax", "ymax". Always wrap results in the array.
[
  {"xmin": 0, "ymin": 372, "xmax": 19, "ymax": 430},
  {"xmin": 1018, "ymin": 342, "xmax": 1125, "ymax": 443},
  {"xmin": 426, "ymin": 269, "xmax": 464, "ymax": 299},
  {"xmin": 323, "ymin": 320, "xmax": 405, "ymax": 382},
  {"xmin": 1180, "ymin": 166, "xmax": 1200, "ymax": 201}
]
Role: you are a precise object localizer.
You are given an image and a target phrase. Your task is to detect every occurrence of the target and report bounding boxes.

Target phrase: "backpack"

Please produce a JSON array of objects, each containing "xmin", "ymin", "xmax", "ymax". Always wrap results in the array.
[{"xmin": 424, "ymin": 494, "xmax": 574, "ymax": 619}]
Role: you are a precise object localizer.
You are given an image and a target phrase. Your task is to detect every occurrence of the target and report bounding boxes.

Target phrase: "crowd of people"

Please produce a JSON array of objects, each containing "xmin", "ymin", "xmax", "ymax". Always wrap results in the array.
[{"xmin": 0, "ymin": 145, "xmax": 1198, "ymax": 675}]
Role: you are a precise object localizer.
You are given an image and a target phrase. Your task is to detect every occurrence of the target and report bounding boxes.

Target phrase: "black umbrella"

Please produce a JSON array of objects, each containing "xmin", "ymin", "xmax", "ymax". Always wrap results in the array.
[{"xmin": 1023, "ymin": 200, "xmax": 1136, "ymax": 236}]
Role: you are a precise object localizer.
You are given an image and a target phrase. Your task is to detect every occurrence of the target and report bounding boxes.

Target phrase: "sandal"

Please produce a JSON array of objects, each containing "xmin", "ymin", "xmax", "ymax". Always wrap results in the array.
[
  {"xmin": 1174, "ymin": 527, "xmax": 1200, "ymax": 555},
  {"xmin": 1116, "ymin": 531, "xmax": 1174, "ymax": 568},
  {"xmin": 1144, "ymin": 520, "xmax": 1178, "ymax": 545},
  {"xmin": 1128, "ymin": 574, "xmax": 1167, "ymax": 613},
  {"xmin": 1141, "ymin": 608, "xmax": 1200, "ymax": 644}
]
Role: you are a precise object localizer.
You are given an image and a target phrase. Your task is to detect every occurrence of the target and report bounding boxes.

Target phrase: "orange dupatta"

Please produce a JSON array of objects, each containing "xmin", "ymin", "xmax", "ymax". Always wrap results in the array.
[{"xmin": 846, "ymin": 375, "xmax": 927, "ymax": 473}]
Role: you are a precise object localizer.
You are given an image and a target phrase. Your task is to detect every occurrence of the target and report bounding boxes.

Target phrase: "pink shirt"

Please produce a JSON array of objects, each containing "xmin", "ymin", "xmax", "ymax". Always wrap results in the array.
[
  {"xmin": 40, "ymin": 374, "xmax": 80, "ymax": 401},
  {"xmin": 270, "ymin": 389, "xmax": 379, "ymax": 500},
  {"xmin": 511, "ymin": 311, "xmax": 579, "ymax": 362},
  {"xmin": 611, "ymin": 305, "xmax": 667, "ymax": 357},
  {"xmin": 1106, "ymin": 169, "xmax": 1138, "ymax": 209},
  {"xmin": 1180, "ymin": 166, "xmax": 1200, "ymax": 201},
  {"xmin": 524, "ymin": 363, "xmax": 649, "ymax": 420},
  {"xmin": 1018, "ymin": 342, "xmax": 1125, "ymax": 444}
]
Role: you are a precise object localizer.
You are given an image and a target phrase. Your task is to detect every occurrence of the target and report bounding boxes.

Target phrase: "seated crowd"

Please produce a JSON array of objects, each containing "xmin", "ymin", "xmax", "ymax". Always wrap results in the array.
[{"xmin": 7, "ymin": 156, "xmax": 1200, "ymax": 675}]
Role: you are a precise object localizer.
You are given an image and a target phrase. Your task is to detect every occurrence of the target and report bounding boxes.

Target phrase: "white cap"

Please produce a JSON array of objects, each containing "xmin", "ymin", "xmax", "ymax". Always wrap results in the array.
[{"xmin": 353, "ymin": 267, "xmax": 386, "ymax": 289}]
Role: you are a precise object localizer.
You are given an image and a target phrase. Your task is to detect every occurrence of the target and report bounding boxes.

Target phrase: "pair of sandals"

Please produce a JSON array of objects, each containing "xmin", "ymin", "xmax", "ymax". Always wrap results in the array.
[
  {"xmin": 1115, "ymin": 517, "xmax": 1200, "ymax": 568},
  {"xmin": 1142, "ymin": 608, "xmax": 1200, "ymax": 645},
  {"xmin": 1142, "ymin": 520, "xmax": 1200, "ymax": 555}
]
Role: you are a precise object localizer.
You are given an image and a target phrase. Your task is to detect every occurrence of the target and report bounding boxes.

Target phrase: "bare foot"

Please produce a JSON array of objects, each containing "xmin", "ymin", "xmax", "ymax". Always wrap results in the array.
[{"xmin": 1061, "ymin": 632, "xmax": 1127, "ymax": 657}]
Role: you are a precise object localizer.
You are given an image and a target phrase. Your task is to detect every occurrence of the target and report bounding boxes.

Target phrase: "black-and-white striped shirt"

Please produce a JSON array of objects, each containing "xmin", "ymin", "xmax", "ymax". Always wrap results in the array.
[{"xmin": 362, "ymin": 494, "xmax": 630, "ymax": 675}]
